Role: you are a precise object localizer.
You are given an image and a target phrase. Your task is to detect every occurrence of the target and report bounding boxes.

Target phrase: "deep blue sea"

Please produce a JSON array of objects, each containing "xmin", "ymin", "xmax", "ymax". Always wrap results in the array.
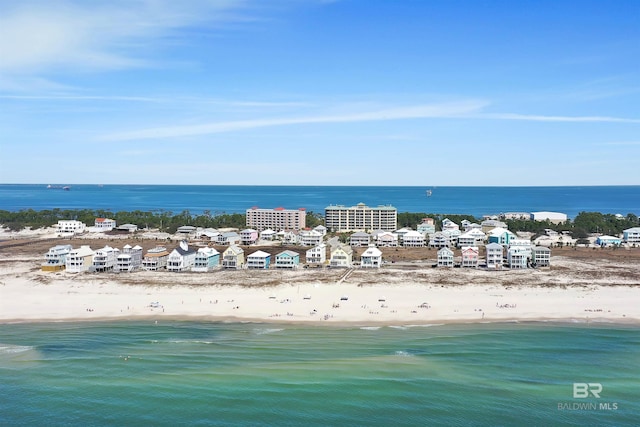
[
  {"xmin": 1, "ymin": 184, "xmax": 640, "ymax": 218},
  {"xmin": 0, "ymin": 321, "xmax": 638, "ymax": 426}
]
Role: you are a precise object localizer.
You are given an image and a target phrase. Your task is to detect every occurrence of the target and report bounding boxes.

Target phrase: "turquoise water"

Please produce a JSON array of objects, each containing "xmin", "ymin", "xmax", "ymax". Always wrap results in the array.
[
  {"xmin": 0, "ymin": 321, "xmax": 638, "ymax": 426},
  {"xmin": 1, "ymin": 184, "xmax": 640, "ymax": 218}
]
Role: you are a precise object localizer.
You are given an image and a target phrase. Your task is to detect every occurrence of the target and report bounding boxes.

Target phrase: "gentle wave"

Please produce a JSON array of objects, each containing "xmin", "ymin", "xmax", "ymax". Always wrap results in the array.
[
  {"xmin": 0, "ymin": 344, "xmax": 35, "ymax": 354},
  {"xmin": 253, "ymin": 328, "xmax": 284, "ymax": 335},
  {"xmin": 359, "ymin": 326, "xmax": 381, "ymax": 331},
  {"xmin": 393, "ymin": 350, "xmax": 414, "ymax": 357}
]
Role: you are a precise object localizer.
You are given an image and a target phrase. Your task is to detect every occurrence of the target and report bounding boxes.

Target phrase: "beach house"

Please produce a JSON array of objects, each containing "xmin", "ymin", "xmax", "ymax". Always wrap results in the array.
[
  {"xmin": 507, "ymin": 246, "xmax": 529, "ymax": 269},
  {"xmin": 437, "ymin": 247, "xmax": 454, "ymax": 267},
  {"xmin": 93, "ymin": 245, "xmax": 119, "ymax": 272},
  {"xmin": 623, "ymin": 227, "xmax": 640, "ymax": 244},
  {"xmin": 373, "ymin": 231, "xmax": 398, "ymax": 247},
  {"xmin": 57, "ymin": 220, "xmax": 86, "ymax": 236},
  {"xmin": 330, "ymin": 244, "xmax": 353, "ymax": 268},
  {"xmin": 299, "ymin": 229, "xmax": 323, "ymax": 246},
  {"xmin": 417, "ymin": 218, "xmax": 436, "ymax": 236},
  {"xmin": 247, "ymin": 250, "xmax": 271, "ymax": 269},
  {"xmin": 313, "ymin": 225, "xmax": 327, "ymax": 236},
  {"xmin": 94, "ymin": 218, "xmax": 116, "ymax": 231},
  {"xmin": 360, "ymin": 245, "xmax": 382, "ymax": 268},
  {"xmin": 217, "ymin": 231, "xmax": 241, "ymax": 246},
  {"xmin": 485, "ymin": 243, "xmax": 504, "ymax": 269},
  {"xmin": 166, "ymin": 241, "xmax": 197, "ymax": 272},
  {"xmin": 457, "ymin": 229, "xmax": 486, "ymax": 247},
  {"xmin": 42, "ymin": 244, "xmax": 73, "ymax": 271},
  {"xmin": 349, "ymin": 232, "xmax": 371, "ymax": 247},
  {"xmin": 595, "ymin": 235, "xmax": 622, "ymax": 246},
  {"xmin": 488, "ymin": 228, "xmax": 516, "ymax": 246},
  {"xmin": 142, "ymin": 246, "xmax": 170, "ymax": 271},
  {"xmin": 532, "ymin": 246, "xmax": 551, "ymax": 267},
  {"xmin": 116, "ymin": 244, "xmax": 143, "ymax": 272},
  {"xmin": 461, "ymin": 246, "xmax": 479, "ymax": 268},
  {"xmin": 306, "ymin": 243, "xmax": 327, "ymax": 265},
  {"xmin": 222, "ymin": 245, "xmax": 245, "ymax": 269},
  {"xmin": 260, "ymin": 229, "xmax": 276, "ymax": 241},
  {"xmin": 402, "ymin": 230, "xmax": 425, "ymax": 247},
  {"xmin": 393, "ymin": 228, "xmax": 412, "ymax": 245},
  {"xmin": 274, "ymin": 250, "xmax": 300, "ymax": 269},
  {"xmin": 66, "ymin": 245, "xmax": 94, "ymax": 273},
  {"xmin": 429, "ymin": 232, "xmax": 450, "ymax": 248},
  {"xmin": 240, "ymin": 229, "xmax": 259, "ymax": 245},
  {"xmin": 192, "ymin": 247, "xmax": 220, "ymax": 272}
]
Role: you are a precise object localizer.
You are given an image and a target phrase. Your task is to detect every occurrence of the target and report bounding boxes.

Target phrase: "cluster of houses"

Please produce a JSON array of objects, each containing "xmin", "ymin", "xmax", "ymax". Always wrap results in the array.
[{"xmin": 44, "ymin": 216, "xmax": 640, "ymax": 274}]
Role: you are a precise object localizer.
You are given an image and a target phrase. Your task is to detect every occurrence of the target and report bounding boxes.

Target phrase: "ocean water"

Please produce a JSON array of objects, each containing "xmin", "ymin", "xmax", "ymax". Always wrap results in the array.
[
  {"xmin": 1, "ymin": 184, "xmax": 640, "ymax": 218},
  {"xmin": 0, "ymin": 321, "xmax": 638, "ymax": 426}
]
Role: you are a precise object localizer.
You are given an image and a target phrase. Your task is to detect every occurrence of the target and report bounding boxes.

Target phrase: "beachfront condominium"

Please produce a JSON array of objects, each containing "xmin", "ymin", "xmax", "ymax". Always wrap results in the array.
[
  {"xmin": 324, "ymin": 203, "xmax": 397, "ymax": 232},
  {"xmin": 246, "ymin": 207, "xmax": 306, "ymax": 231}
]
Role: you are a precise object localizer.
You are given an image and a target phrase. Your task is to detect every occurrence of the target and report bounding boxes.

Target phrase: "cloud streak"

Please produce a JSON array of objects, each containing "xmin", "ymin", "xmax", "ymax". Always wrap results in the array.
[{"xmin": 99, "ymin": 101, "xmax": 488, "ymax": 141}]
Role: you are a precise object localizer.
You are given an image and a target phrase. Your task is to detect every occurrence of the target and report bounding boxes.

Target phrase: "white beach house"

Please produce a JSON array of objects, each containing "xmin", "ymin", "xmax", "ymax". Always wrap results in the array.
[
  {"xmin": 247, "ymin": 250, "xmax": 271, "ymax": 269},
  {"xmin": 65, "ymin": 245, "xmax": 94, "ymax": 273},
  {"xmin": 349, "ymin": 232, "xmax": 371, "ymax": 247},
  {"xmin": 437, "ymin": 247, "xmax": 454, "ymax": 267},
  {"xmin": 532, "ymin": 246, "xmax": 551, "ymax": 267},
  {"xmin": 402, "ymin": 230, "xmax": 425, "ymax": 247},
  {"xmin": 306, "ymin": 243, "xmax": 327, "ymax": 265},
  {"xmin": 57, "ymin": 220, "xmax": 86, "ymax": 236},
  {"xmin": 94, "ymin": 218, "xmax": 116, "ymax": 231},
  {"xmin": 360, "ymin": 245, "xmax": 382, "ymax": 268},
  {"xmin": 485, "ymin": 243, "xmax": 504, "ymax": 269},
  {"xmin": 429, "ymin": 232, "xmax": 450, "ymax": 248},
  {"xmin": 93, "ymin": 245, "xmax": 119, "ymax": 272},
  {"xmin": 457, "ymin": 229, "xmax": 486, "ymax": 247},
  {"xmin": 373, "ymin": 231, "xmax": 398, "ymax": 247},
  {"xmin": 167, "ymin": 242, "xmax": 197, "ymax": 272},
  {"xmin": 623, "ymin": 227, "xmax": 640, "ymax": 244},
  {"xmin": 116, "ymin": 244, "xmax": 143, "ymax": 272},
  {"xmin": 299, "ymin": 229, "xmax": 323, "ymax": 247},
  {"xmin": 507, "ymin": 246, "xmax": 529, "ymax": 269}
]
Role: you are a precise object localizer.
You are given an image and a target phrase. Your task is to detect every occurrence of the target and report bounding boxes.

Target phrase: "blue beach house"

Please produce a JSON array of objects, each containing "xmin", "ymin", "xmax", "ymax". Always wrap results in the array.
[
  {"xmin": 275, "ymin": 250, "xmax": 300, "ymax": 269},
  {"xmin": 247, "ymin": 250, "xmax": 271, "ymax": 269}
]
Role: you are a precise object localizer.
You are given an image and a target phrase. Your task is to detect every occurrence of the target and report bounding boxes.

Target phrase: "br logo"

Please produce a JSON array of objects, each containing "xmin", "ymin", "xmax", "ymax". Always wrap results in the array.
[{"xmin": 573, "ymin": 383, "xmax": 602, "ymax": 398}]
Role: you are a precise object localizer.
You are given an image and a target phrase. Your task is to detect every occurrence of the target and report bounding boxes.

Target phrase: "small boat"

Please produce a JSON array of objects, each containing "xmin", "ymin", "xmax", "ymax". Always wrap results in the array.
[
  {"xmin": 63, "ymin": 186, "xmax": 71, "ymax": 191},
  {"xmin": 426, "ymin": 189, "xmax": 432, "ymax": 197}
]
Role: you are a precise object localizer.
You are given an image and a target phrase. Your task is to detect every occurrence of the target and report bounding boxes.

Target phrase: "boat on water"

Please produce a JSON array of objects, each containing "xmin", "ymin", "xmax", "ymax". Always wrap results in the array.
[
  {"xmin": 46, "ymin": 185, "xmax": 71, "ymax": 190},
  {"xmin": 63, "ymin": 186, "xmax": 71, "ymax": 191},
  {"xmin": 426, "ymin": 189, "xmax": 433, "ymax": 197}
]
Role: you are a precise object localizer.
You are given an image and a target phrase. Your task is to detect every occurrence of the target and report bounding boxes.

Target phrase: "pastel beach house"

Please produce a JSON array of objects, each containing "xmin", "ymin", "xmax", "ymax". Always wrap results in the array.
[
  {"xmin": 595, "ymin": 235, "xmax": 622, "ymax": 246},
  {"xmin": 240, "ymin": 229, "xmax": 259, "ymax": 245},
  {"xmin": 306, "ymin": 243, "xmax": 327, "ymax": 265},
  {"xmin": 142, "ymin": 247, "xmax": 170, "ymax": 271},
  {"xmin": 66, "ymin": 245, "xmax": 94, "ymax": 273},
  {"xmin": 167, "ymin": 242, "xmax": 197, "ymax": 272},
  {"xmin": 222, "ymin": 245, "xmax": 245, "ymax": 269},
  {"xmin": 461, "ymin": 246, "xmax": 479, "ymax": 268},
  {"xmin": 437, "ymin": 247, "xmax": 454, "ymax": 267},
  {"xmin": 488, "ymin": 228, "xmax": 516, "ymax": 246},
  {"xmin": 93, "ymin": 245, "xmax": 120, "ymax": 272},
  {"xmin": 507, "ymin": 246, "xmax": 529, "ymax": 269},
  {"xmin": 360, "ymin": 245, "xmax": 382, "ymax": 268},
  {"xmin": 247, "ymin": 250, "xmax": 271, "ymax": 269},
  {"xmin": 330, "ymin": 244, "xmax": 353, "ymax": 268},
  {"xmin": 116, "ymin": 244, "xmax": 143, "ymax": 272},
  {"xmin": 417, "ymin": 218, "xmax": 435, "ymax": 236},
  {"xmin": 274, "ymin": 250, "xmax": 300, "ymax": 269},
  {"xmin": 373, "ymin": 231, "xmax": 398, "ymax": 247},
  {"xmin": 192, "ymin": 247, "xmax": 220, "ymax": 272},
  {"xmin": 42, "ymin": 244, "xmax": 73, "ymax": 271}
]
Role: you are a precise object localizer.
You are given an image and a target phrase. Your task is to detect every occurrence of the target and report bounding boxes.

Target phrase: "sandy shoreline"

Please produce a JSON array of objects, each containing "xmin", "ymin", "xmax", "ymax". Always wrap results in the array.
[{"xmin": 1, "ymin": 255, "xmax": 639, "ymax": 325}]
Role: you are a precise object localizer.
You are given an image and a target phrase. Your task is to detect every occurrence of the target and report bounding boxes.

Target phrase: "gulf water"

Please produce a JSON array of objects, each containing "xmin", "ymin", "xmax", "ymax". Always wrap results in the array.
[
  {"xmin": 1, "ymin": 184, "xmax": 640, "ymax": 218},
  {"xmin": 1, "ymin": 321, "xmax": 638, "ymax": 426}
]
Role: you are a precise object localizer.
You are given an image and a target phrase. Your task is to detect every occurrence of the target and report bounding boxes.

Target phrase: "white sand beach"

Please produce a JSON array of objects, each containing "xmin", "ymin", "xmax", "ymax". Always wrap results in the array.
[{"xmin": 1, "ymin": 255, "xmax": 639, "ymax": 325}]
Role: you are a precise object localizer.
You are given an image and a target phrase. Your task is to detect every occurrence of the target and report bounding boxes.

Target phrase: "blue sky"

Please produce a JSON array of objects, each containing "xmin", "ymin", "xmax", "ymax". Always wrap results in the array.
[{"xmin": 1, "ymin": 0, "xmax": 638, "ymax": 185}]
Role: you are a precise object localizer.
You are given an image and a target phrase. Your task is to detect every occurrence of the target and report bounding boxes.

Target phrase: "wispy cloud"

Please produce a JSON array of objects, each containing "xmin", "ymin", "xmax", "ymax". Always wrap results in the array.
[
  {"xmin": 0, "ymin": 0, "xmax": 251, "ymax": 90},
  {"xmin": 478, "ymin": 113, "xmax": 640, "ymax": 124},
  {"xmin": 99, "ymin": 100, "xmax": 487, "ymax": 141}
]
